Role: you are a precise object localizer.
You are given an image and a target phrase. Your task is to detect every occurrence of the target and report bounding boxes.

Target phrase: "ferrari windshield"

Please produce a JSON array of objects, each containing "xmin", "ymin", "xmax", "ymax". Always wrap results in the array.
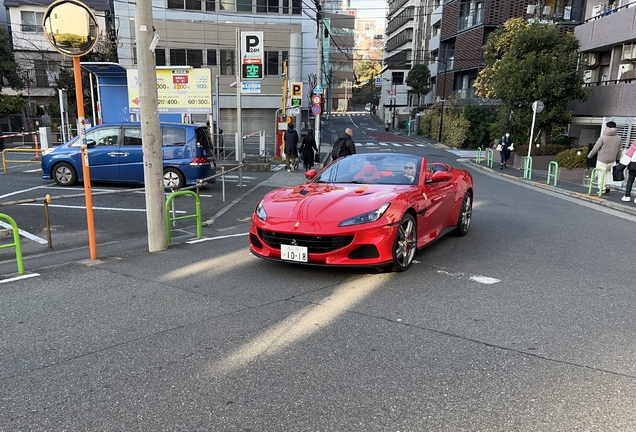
[{"xmin": 315, "ymin": 154, "xmax": 423, "ymax": 185}]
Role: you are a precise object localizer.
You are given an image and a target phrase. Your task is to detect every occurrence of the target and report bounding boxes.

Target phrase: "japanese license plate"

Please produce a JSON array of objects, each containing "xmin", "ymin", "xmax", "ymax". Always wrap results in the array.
[{"xmin": 281, "ymin": 244, "xmax": 308, "ymax": 262}]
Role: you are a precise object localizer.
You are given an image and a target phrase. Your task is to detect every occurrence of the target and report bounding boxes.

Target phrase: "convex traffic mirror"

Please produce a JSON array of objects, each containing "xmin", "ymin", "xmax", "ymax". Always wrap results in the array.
[{"xmin": 42, "ymin": 0, "xmax": 99, "ymax": 57}]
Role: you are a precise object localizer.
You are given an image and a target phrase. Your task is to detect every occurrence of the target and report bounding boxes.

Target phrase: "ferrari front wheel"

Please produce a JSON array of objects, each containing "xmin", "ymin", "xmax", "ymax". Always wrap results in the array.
[
  {"xmin": 455, "ymin": 192, "xmax": 472, "ymax": 237},
  {"xmin": 390, "ymin": 213, "xmax": 417, "ymax": 272}
]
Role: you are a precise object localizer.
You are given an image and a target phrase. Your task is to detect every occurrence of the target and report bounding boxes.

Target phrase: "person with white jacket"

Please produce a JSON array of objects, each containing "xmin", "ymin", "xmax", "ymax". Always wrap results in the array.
[{"xmin": 588, "ymin": 121, "xmax": 623, "ymax": 194}]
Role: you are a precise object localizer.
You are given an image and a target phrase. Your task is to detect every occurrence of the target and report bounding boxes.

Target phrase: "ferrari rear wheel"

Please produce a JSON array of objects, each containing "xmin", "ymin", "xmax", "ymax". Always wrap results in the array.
[
  {"xmin": 390, "ymin": 213, "xmax": 417, "ymax": 272},
  {"xmin": 455, "ymin": 192, "xmax": 472, "ymax": 237}
]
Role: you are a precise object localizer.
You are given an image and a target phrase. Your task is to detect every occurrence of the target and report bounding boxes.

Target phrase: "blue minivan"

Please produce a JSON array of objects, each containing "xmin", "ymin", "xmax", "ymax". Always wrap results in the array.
[{"xmin": 41, "ymin": 122, "xmax": 216, "ymax": 189}]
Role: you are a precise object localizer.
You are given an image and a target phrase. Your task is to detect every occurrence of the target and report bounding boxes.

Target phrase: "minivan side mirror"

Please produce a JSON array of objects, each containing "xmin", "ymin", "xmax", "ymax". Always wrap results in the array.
[{"xmin": 85, "ymin": 139, "xmax": 96, "ymax": 148}]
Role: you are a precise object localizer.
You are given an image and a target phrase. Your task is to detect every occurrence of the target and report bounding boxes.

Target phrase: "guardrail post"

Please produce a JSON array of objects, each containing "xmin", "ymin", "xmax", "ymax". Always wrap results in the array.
[
  {"xmin": 486, "ymin": 148, "xmax": 494, "ymax": 168},
  {"xmin": 523, "ymin": 156, "xmax": 533, "ymax": 179},
  {"xmin": 165, "ymin": 191, "xmax": 202, "ymax": 244},
  {"xmin": 0, "ymin": 213, "xmax": 25, "ymax": 274},
  {"xmin": 547, "ymin": 161, "xmax": 559, "ymax": 186},
  {"xmin": 588, "ymin": 167, "xmax": 605, "ymax": 197},
  {"xmin": 476, "ymin": 147, "xmax": 482, "ymax": 163}
]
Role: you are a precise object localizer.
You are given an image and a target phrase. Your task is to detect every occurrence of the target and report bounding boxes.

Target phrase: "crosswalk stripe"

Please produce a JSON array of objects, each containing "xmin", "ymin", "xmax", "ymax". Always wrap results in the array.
[
  {"xmin": 403, "ymin": 143, "xmax": 413, "ymax": 147},
  {"xmin": 393, "ymin": 143, "xmax": 402, "ymax": 147},
  {"xmin": 379, "ymin": 142, "xmax": 388, "ymax": 146}
]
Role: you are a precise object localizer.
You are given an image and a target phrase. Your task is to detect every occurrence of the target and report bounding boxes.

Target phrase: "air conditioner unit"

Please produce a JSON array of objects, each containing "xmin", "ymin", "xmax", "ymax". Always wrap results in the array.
[
  {"xmin": 621, "ymin": 43, "xmax": 634, "ymax": 60},
  {"xmin": 542, "ymin": 6, "xmax": 551, "ymax": 15},
  {"xmin": 583, "ymin": 70, "xmax": 593, "ymax": 83},
  {"xmin": 581, "ymin": 52, "xmax": 599, "ymax": 67},
  {"xmin": 526, "ymin": 5, "xmax": 536, "ymax": 14},
  {"xmin": 618, "ymin": 63, "xmax": 634, "ymax": 79},
  {"xmin": 592, "ymin": 4, "xmax": 605, "ymax": 17}
]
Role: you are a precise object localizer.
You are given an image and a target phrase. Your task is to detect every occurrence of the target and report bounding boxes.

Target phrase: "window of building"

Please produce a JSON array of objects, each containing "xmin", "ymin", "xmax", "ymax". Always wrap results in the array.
[
  {"xmin": 391, "ymin": 72, "xmax": 404, "ymax": 85},
  {"xmin": 207, "ymin": 49, "xmax": 217, "ymax": 66},
  {"xmin": 206, "ymin": 0, "xmax": 215, "ymax": 10},
  {"xmin": 188, "ymin": 50, "xmax": 203, "ymax": 68},
  {"xmin": 170, "ymin": 49, "xmax": 187, "ymax": 65},
  {"xmin": 220, "ymin": 49, "xmax": 236, "ymax": 75},
  {"xmin": 219, "ymin": 0, "xmax": 235, "ymax": 11},
  {"xmin": 168, "ymin": 0, "xmax": 203, "ymax": 10},
  {"xmin": 257, "ymin": 0, "xmax": 268, "ymax": 12},
  {"xmin": 34, "ymin": 60, "xmax": 54, "ymax": 88},
  {"xmin": 292, "ymin": 0, "xmax": 301, "ymax": 14},
  {"xmin": 156, "ymin": 49, "xmax": 166, "ymax": 66},
  {"xmin": 282, "ymin": 51, "xmax": 288, "ymax": 63},
  {"xmin": 237, "ymin": 0, "xmax": 252, "ymax": 11},
  {"xmin": 283, "ymin": 0, "xmax": 289, "ymax": 14},
  {"xmin": 21, "ymin": 11, "xmax": 44, "ymax": 33},
  {"xmin": 266, "ymin": 51, "xmax": 279, "ymax": 75},
  {"xmin": 268, "ymin": 0, "xmax": 279, "ymax": 13}
]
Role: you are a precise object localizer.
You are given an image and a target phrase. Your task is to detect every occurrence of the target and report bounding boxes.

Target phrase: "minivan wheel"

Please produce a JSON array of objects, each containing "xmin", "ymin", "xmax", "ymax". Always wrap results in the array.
[
  {"xmin": 163, "ymin": 168, "xmax": 185, "ymax": 189},
  {"xmin": 53, "ymin": 162, "xmax": 78, "ymax": 186}
]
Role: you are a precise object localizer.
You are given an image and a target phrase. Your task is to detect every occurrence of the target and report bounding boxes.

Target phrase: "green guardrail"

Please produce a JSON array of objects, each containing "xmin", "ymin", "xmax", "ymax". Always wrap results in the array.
[
  {"xmin": 588, "ymin": 167, "xmax": 605, "ymax": 197},
  {"xmin": 486, "ymin": 148, "xmax": 494, "ymax": 168},
  {"xmin": 476, "ymin": 147, "xmax": 483, "ymax": 163},
  {"xmin": 523, "ymin": 156, "xmax": 533, "ymax": 179},
  {"xmin": 0, "ymin": 213, "xmax": 25, "ymax": 274},
  {"xmin": 165, "ymin": 191, "xmax": 202, "ymax": 244},
  {"xmin": 547, "ymin": 161, "xmax": 559, "ymax": 186}
]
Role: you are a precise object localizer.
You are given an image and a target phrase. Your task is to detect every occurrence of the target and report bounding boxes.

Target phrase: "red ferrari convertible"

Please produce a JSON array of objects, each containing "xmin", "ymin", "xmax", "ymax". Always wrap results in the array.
[{"xmin": 249, "ymin": 153, "xmax": 473, "ymax": 271}]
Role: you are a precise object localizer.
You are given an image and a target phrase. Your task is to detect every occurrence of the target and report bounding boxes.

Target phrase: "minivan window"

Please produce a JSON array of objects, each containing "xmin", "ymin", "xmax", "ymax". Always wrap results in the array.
[
  {"xmin": 163, "ymin": 127, "xmax": 187, "ymax": 146},
  {"xmin": 69, "ymin": 126, "xmax": 120, "ymax": 147},
  {"xmin": 123, "ymin": 127, "xmax": 143, "ymax": 146},
  {"xmin": 195, "ymin": 126, "xmax": 213, "ymax": 148}
]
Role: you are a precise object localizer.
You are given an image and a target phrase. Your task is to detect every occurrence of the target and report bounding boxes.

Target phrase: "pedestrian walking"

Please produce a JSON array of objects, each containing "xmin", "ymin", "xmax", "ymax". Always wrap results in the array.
[
  {"xmin": 588, "ymin": 121, "xmax": 622, "ymax": 194},
  {"xmin": 284, "ymin": 123, "xmax": 299, "ymax": 172},
  {"xmin": 331, "ymin": 128, "xmax": 356, "ymax": 160},
  {"xmin": 499, "ymin": 131, "xmax": 514, "ymax": 169},
  {"xmin": 621, "ymin": 139, "xmax": 636, "ymax": 203},
  {"xmin": 300, "ymin": 129, "xmax": 318, "ymax": 171}
]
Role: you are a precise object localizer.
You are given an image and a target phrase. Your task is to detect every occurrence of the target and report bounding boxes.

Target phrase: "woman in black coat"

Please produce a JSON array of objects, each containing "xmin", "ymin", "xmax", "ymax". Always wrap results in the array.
[
  {"xmin": 499, "ymin": 131, "xmax": 513, "ymax": 169},
  {"xmin": 300, "ymin": 130, "xmax": 318, "ymax": 171}
]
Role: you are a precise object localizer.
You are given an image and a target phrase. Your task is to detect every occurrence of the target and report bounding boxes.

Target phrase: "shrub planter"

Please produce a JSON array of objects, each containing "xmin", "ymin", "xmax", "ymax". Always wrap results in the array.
[{"xmin": 512, "ymin": 154, "xmax": 556, "ymax": 170}]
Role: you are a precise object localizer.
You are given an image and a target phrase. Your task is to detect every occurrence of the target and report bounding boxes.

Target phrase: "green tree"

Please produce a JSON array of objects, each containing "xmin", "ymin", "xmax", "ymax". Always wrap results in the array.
[
  {"xmin": 406, "ymin": 64, "xmax": 431, "ymax": 106},
  {"xmin": 474, "ymin": 18, "xmax": 588, "ymax": 148},
  {"xmin": 0, "ymin": 25, "xmax": 29, "ymax": 115}
]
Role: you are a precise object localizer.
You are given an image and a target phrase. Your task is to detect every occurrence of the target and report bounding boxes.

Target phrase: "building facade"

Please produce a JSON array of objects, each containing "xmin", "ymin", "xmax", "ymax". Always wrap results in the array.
[{"xmin": 569, "ymin": 0, "xmax": 636, "ymax": 148}]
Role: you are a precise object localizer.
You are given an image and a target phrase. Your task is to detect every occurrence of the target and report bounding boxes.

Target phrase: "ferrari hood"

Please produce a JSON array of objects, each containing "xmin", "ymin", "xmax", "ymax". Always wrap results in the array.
[{"xmin": 261, "ymin": 182, "xmax": 410, "ymax": 222}]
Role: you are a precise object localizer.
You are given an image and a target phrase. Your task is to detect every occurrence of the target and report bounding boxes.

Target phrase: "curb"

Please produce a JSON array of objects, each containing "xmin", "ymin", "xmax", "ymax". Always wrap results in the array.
[{"xmin": 467, "ymin": 161, "xmax": 636, "ymax": 217}]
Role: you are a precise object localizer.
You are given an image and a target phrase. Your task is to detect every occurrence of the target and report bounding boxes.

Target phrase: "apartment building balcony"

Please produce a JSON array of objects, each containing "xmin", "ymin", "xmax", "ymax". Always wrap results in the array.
[
  {"xmin": 431, "ymin": 2, "xmax": 442, "ymax": 26},
  {"xmin": 429, "ymin": 34, "xmax": 440, "ymax": 52},
  {"xmin": 570, "ymin": 80, "xmax": 636, "ymax": 117},
  {"xmin": 576, "ymin": 4, "xmax": 636, "ymax": 51}
]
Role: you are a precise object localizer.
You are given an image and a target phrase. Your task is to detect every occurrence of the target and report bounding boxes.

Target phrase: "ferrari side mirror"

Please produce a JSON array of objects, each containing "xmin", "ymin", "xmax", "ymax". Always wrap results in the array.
[
  {"xmin": 431, "ymin": 171, "xmax": 452, "ymax": 182},
  {"xmin": 305, "ymin": 169, "xmax": 318, "ymax": 179}
]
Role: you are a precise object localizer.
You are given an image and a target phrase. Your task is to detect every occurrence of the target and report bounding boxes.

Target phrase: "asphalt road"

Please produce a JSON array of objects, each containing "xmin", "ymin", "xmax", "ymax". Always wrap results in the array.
[{"xmin": 2, "ymin": 114, "xmax": 636, "ymax": 430}]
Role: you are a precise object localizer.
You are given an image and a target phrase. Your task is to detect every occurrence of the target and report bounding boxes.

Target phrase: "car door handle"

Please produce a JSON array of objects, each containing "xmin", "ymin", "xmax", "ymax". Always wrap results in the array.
[
  {"xmin": 107, "ymin": 152, "xmax": 119, "ymax": 157},
  {"xmin": 120, "ymin": 152, "xmax": 129, "ymax": 157}
]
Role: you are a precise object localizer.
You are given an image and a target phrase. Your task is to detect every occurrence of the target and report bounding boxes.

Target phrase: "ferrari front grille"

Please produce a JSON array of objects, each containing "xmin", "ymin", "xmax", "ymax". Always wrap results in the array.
[{"xmin": 258, "ymin": 229, "xmax": 354, "ymax": 253}]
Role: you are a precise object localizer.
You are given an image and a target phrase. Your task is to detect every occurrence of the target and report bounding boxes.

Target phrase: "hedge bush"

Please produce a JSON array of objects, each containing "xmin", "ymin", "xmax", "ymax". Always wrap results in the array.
[{"xmin": 554, "ymin": 148, "xmax": 588, "ymax": 169}]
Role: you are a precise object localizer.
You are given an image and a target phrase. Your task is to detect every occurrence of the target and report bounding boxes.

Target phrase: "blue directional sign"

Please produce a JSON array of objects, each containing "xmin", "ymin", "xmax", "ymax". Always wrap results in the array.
[
  {"xmin": 313, "ymin": 85, "xmax": 323, "ymax": 94},
  {"xmin": 375, "ymin": 77, "xmax": 382, "ymax": 87}
]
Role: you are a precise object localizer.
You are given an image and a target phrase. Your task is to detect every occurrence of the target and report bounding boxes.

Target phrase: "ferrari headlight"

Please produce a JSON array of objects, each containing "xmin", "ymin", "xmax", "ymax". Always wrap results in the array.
[
  {"xmin": 255, "ymin": 200, "xmax": 267, "ymax": 221},
  {"xmin": 339, "ymin": 202, "xmax": 390, "ymax": 227}
]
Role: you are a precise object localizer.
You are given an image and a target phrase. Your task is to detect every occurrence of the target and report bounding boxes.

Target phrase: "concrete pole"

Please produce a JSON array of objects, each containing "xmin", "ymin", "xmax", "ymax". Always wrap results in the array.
[{"xmin": 135, "ymin": 0, "xmax": 168, "ymax": 252}]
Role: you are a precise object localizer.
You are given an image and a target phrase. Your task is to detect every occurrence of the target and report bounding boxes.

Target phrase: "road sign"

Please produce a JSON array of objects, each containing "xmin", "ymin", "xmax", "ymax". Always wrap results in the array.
[
  {"xmin": 291, "ymin": 98, "xmax": 302, "ymax": 107},
  {"xmin": 241, "ymin": 81, "xmax": 261, "ymax": 93},
  {"xmin": 311, "ymin": 104, "xmax": 322, "ymax": 115},
  {"xmin": 375, "ymin": 77, "xmax": 382, "ymax": 87},
  {"xmin": 532, "ymin": 100, "xmax": 545, "ymax": 113},
  {"xmin": 291, "ymin": 82, "xmax": 303, "ymax": 98},
  {"xmin": 312, "ymin": 94, "xmax": 322, "ymax": 105},
  {"xmin": 313, "ymin": 84, "xmax": 323, "ymax": 94},
  {"xmin": 241, "ymin": 31, "xmax": 263, "ymax": 80}
]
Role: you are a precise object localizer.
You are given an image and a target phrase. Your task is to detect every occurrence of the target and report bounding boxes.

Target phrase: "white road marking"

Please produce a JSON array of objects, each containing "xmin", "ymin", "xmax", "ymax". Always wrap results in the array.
[
  {"xmin": 469, "ymin": 275, "xmax": 501, "ymax": 284},
  {"xmin": 0, "ymin": 273, "xmax": 41, "ymax": 284},
  {"xmin": 348, "ymin": 114, "xmax": 360, "ymax": 129},
  {"xmin": 403, "ymin": 143, "xmax": 413, "ymax": 147},
  {"xmin": 186, "ymin": 232, "xmax": 249, "ymax": 244},
  {"xmin": 0, "ymin": 185, "xmax": 51, "ymax": 200},
  {"xmin": 393, "ymin": 143, "xmax": 402, "ymax": 147},
  {"xmin": 0, "ymin": 221, "xmax": 48, "ymax": 244},
  {"xmin": 379, "ymin": 142, "xmax": 389, "ymax": 146}
]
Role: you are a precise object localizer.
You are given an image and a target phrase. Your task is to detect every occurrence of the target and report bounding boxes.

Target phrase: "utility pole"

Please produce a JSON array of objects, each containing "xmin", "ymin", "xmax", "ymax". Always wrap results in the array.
[
  {"xmin": 135, "ymin": 0, "xmax": 167, "ymax": 252},
  {"xmin": 235, "ymin": 29, "xmax": 243, "ymax": 186},
  {"xmin": 314, "ymin": 0, "xmax": 324, "ymax": 156}
]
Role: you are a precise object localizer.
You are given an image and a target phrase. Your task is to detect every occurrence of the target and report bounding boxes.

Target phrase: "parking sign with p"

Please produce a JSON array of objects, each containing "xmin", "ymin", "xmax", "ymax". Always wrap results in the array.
[{"xmin": 291, "ymin": 83, "xmax": 302, "ymax": 98}]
